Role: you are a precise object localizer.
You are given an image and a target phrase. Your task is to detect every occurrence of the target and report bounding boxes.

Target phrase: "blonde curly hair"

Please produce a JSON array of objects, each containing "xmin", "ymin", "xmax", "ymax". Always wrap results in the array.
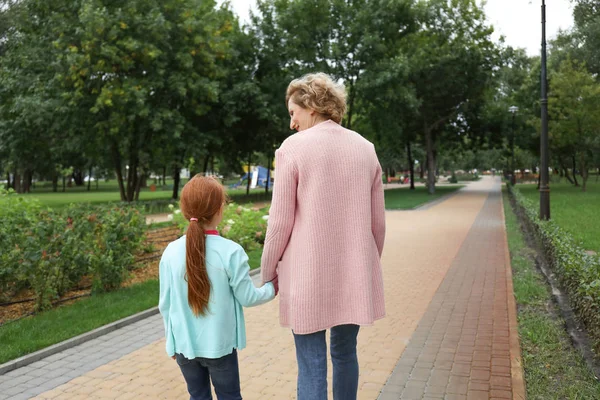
[{"xmin": 285, "ymin": 73, "xmax": 347, "ymax": 124}]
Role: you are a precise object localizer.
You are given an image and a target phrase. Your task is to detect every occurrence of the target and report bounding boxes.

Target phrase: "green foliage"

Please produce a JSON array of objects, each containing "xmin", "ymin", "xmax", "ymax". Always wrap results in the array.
[
  {"xmin": 509, "ymin": 185, "xmax": 600, "ymax": 352},
  {"xmin": 0, "ymin": 187, "xmax": 147, "ymax": 310},
  {"xmin": 172, "ymin": 203, "xmax": 268, "ymax": 252}
]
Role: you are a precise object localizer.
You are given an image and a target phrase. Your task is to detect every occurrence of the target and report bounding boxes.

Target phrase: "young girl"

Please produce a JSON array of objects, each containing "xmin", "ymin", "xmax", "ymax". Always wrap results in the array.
[{"xmin": 159, "ymin": 175, "xmax": 277, "ymax": 400}]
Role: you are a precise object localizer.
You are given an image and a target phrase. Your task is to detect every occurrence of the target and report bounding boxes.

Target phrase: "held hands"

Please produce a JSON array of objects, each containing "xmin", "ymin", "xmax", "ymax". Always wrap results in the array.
[{"xmin": 269, "ymin": 276, "xmax": 279, "ymax": 296}]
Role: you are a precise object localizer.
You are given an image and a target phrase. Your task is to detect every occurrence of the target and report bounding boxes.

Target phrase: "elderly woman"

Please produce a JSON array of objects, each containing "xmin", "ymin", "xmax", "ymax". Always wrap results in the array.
[{"xmin": 261, "ymin": 72, "xmax": 386, "ymax": 400}]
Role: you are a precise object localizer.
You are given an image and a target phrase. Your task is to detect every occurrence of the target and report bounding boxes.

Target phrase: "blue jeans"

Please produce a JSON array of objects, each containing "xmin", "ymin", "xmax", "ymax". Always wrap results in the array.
[
  {"xmin": 293, "ymin": 324, "xmax": 360, "ymax": 400},
  {"xmin": 175, "ymin": 349, "xmax": 242, "ymax": 400}
]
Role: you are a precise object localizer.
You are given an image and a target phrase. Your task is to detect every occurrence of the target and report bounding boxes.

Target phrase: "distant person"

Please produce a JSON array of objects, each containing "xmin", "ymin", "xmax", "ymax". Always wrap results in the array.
[
  {"xmin": 261, "ymin": 73, "xmax": 386, "ymax": 400},
  {"xmin": 159, "ymin": 175, "xmax": 277, "ymax": 400}
]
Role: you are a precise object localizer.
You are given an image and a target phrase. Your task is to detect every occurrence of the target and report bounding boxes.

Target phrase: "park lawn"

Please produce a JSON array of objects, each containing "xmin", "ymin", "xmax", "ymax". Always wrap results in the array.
[
  {"xmin": 503, "ymin": 190, "xmax": 600, "ymax": 399},
  {"xmin": 23, "ymin": 189, "xmax": 174, "ymax": 208},
  {"xmin": 18, "ymin": 185, "xmax": 271, "ymax": 209},
  {"xmin": 0, "ymin": 280, "xmax": 159, "ymax": 365},
  {"xmin": 518, "ymin": 181, "xmax": 600, "ymax": 252},
  {"xmin": 384, "ymin": 185, "xmax": 463, "ymax": 210}
]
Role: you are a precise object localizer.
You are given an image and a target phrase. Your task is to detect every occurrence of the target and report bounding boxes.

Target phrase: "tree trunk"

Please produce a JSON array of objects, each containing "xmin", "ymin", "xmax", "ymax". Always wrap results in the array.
[
  {"xmin": 134, "ymin": 172, "xmax": 144, "ymax": 201},
  {"xmin": 425, "ymin": 126, "xmax": 436, "ymax": 195},
  {"xmin": 246, "ymin": 152, "xmax": 252, "ymax": 196},
  {"xmin": 597, "ymin": 168, "xmax": 599, "ymax": 182},
  {"xmin": 537, "ymin": 174, "xmax": 541, "ymax": 190},
  {"xmin": 572, "ymin": 155, "xmax": 579, "ymax": 186},
  {"xmin": 419, "ymin": 163, "xmax": 424, "ymax": 180},
  {"xmin": 406, "ymin": 141, "xmax": 415, "ymax": 190},
  {"xmin": 5, "ymin": 172, "xmax": 10, "ymax": 190},
  {"xmin": 580, "ymin": 156, "xmax": 588, "ymax": 192},
  {"xmin": 111, "ymin": 141, "xmax": 127, "ymax": 201},
  {"xmin": 172, "ymin": 166, "xmax": 181, "ymax": 200},
  {"xmin": 203, "ymin": 154, "xmax": 210, "ymax": 174},
  {"xmin": 344, "ymin": 79, "xmax": 356, "ymax": 130},
  {"xmin": 87, "ymin": 166, "xmax": 92, "ymax": 191},
  {"xmin": 22, "ymin": 170, "xmax": 32, "ymax": 193},
  {"xmin": 561, "ymin": 163, "xmax": 574, "ymax": 184},
  {"xmin": 162, "ymin": 165, "xmax": 167, "ymax": 185},
  {"xmin": 73, "ymin": 170, "xmax": 84, "ymax": 186},
  {"xmin": 62, "ymin": 176, "xmax": 66, "ymax": 193},
  {"xmin": 13, "ymin": 169, "xmax": 21, "ymax": 193}
]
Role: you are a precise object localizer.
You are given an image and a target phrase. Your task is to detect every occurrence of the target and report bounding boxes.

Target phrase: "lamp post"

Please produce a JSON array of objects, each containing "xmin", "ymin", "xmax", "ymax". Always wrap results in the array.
[
  {"xmin": 540, "ymin": 0, "xmax": 551, "ymax": 220},
  {"xmin": 508, "ymin": 106, "xmax": 518, "ymax": 186}
]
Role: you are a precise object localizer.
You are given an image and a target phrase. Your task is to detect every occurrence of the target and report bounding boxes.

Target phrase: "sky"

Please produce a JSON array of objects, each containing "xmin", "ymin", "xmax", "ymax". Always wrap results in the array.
[{"xmin": 218, "ymin": 0, "xmax": 575, "ymax": 56}]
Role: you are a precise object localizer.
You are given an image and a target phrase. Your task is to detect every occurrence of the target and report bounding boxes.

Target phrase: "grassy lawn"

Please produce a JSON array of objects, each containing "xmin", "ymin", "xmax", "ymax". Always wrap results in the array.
[
  {"xmin": 0, "ymin": 280, "xmax": 159, "ymax": 365},
  {"xmin": 14, "ymin": 181, "xmax": 272, "ymax": 210},
  {"xmin": 517, "ymin": 181, "xmax": 600, "ymax": 252},
  {"xmin": 503, "ymin": 190, "xmax": 600, "ymax": 399},
  {"xmin": 384, "ymin": 185, "xmax": 463, "ymax": 210}
]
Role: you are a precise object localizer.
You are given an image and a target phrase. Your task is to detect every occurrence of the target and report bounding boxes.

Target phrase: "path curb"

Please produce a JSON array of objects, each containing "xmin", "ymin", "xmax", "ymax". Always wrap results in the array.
[
  {"xmin": 500, "ymin": 192, "xmax": 527, "ymax": 399},
  {"xmin": 0, "ymin": 307, "xmax": 159, "ymax": 376}
]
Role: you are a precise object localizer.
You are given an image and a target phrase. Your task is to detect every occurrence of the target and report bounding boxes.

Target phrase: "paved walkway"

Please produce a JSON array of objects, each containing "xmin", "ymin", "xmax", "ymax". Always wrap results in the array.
[{"xmin": 0, "ymin": 176, "xmax": 523, "ymax": 399}]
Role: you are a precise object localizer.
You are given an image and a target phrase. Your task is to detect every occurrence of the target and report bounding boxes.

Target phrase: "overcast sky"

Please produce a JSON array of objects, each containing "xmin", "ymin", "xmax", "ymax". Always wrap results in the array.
[{"xmin": 218, "ymin": 0, "xmax": 575, "ymax": 56}]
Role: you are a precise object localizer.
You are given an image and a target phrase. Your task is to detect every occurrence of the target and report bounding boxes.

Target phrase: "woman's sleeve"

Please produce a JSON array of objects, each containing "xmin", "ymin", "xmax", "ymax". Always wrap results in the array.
[
  {"xmin": 228, "ymin": 247, "xmax": 275, "ymax": 307},
  {"xmin": 260, "ymin": 148, "xmax": 298, "ymax": 284},
  {"xmin": 371, "ymin": 155, "xmax": 386, "ymax": 257}
]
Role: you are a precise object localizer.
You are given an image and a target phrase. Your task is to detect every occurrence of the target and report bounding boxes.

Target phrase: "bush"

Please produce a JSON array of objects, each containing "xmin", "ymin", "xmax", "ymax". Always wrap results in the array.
[
  {"xmin": 0, "ymin": 187, "xmax": 147, "ymax": 310},
  {"xmin": 509, "ymin": 185, "xmax": 600, "ymax": 351},
  {"xmin": 172, "ymin": 203, "xmax": 268, "ymax": 252}
]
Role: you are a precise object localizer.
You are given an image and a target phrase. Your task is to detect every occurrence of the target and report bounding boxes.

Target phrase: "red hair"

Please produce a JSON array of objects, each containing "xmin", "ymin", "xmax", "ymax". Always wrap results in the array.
[{"xmin": 179, "ymin": 175, "xmax": 227, "ymax": 316}]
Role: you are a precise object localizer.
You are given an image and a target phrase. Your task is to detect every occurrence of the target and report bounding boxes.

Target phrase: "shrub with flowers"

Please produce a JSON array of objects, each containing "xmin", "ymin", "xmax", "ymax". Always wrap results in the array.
[
  {"xmin": 171, "ymin": 203, "xmax": 269, "ymax": 252},
  {"xmin": 0, "ymin": 187, "xmax": 147, "ymax": 310}
]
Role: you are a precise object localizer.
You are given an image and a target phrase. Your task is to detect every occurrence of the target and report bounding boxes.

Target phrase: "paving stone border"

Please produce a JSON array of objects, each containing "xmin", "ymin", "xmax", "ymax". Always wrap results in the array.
[{"xmin": 0, "ymin": 307, "xmax": 159, "ymax": 376}]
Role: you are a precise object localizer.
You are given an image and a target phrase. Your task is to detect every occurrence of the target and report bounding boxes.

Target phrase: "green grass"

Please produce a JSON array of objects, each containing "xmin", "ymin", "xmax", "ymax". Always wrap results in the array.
[
  {"xmin": 24, "ymin": 189, "xmax": 174, "ymax": 208},
  {"xmin": 503, "ymin": 190, "xmax": 600, "ymax": 399},
  {"xmin": 12, "ymin": 180, "xmax": 272, "ymax": 210},
  {"xmin": 517, "ymin": 181, "xmax": 600, "ymax": 252},
  {"xmin": 384, "ymin": 185, "xmax": 463, "ymax": 210},
  {"xmin": 0, "ymin": 280, "xmax": 159, "ymax": 364}
]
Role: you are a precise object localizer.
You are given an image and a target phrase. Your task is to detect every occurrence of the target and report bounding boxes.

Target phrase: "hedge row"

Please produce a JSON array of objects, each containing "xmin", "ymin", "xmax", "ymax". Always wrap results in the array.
[
  {"xmin": 0, "ymin": 188, "xmax": 147, "ymax": 310},
  {"xmin": 509, "ymin": 185, "xmax": 600, "ymax": 351}
]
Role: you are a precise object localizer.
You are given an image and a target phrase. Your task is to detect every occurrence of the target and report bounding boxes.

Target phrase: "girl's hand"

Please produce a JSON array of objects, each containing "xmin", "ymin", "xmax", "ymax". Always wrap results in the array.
[{"xmin": 172, "ymin": 355, "xmax": 176, "ymax": 360}]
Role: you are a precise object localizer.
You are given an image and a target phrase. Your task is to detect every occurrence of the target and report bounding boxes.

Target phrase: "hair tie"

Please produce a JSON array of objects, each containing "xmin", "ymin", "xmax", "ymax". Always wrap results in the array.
[{"xmin": 190, "ymin": 218, "xmax": 198, "ymax": 222}]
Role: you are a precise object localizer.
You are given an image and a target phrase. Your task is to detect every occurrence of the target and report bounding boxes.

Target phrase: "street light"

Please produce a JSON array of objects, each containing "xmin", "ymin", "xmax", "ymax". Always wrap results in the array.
[
  {"xmin": 508, "ymin": 106, "xmax": 518, "ymax": 186},
  {"xmin": 540, "ymin": 0, "xmax": 551, "ymax": 220}
]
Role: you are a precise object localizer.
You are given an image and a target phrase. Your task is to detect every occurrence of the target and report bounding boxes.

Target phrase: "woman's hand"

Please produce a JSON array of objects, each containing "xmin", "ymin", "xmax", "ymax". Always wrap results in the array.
[{"xmin": 270, "ymin": 276, "xmax": 279, "ymax": 296}]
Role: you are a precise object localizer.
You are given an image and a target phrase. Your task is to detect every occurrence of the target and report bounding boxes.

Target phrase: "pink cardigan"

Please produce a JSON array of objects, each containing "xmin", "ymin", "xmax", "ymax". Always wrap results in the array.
[{"xmin": 261, "ymin": 120, "xmax": 386, "ymax": 334}]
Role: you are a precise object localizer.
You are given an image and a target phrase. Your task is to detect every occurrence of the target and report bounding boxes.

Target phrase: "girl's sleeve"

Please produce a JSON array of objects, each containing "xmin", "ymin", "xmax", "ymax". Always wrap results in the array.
[
  {"xmin": 158, "ymin": 255, "xmax": 175, "ymax": 357},
  {"xmin": 227, "ymin": 246, "xmax": 275, "ymax": 307}
]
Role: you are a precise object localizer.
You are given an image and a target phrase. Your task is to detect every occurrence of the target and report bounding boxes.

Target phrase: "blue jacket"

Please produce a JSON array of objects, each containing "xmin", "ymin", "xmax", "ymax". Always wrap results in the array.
[{"xmin": 159, "ymin": 235, "xmax": 274, "ymax": 359}]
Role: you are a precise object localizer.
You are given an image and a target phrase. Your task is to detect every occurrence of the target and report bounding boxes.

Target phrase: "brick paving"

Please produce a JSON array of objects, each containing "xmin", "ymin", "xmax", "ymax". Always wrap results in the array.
[
  {"xmin": 378, "ymin": 187, "xmax": 524, "ymax": 400},
  {"xmin": 0, "ymin": 176, "xmax": 524, "ymax": 399}
]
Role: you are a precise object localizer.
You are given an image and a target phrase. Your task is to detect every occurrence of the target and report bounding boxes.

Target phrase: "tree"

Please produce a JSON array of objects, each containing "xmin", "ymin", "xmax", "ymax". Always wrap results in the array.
[
  {"xmin": 54, "ymin": 0, "xmax": 233, "ymax": 201},
  {"xmin": 547, "ymin": 58, "xmax": 600, "ymax": 192},
  {"xmin": 405, "ymin": 0, "xmax": 498, "ymax": 194}
]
